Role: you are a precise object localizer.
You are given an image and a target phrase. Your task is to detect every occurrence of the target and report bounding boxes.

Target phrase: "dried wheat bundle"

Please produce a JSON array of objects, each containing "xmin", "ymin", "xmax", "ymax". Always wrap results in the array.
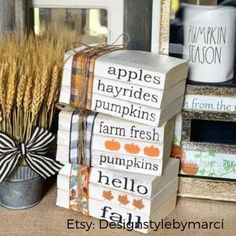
[{"xmin": 0, "ymin": 34, "xmax": 66, "ymax": 144}]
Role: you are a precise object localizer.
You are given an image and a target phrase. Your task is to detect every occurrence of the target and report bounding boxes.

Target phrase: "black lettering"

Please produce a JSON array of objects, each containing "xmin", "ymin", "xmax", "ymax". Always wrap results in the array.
[
  {"xmin": 107, "ymin": 67, "xmax": 116, "ymax": 76},
  {"xmin": 150, "ymin": 113, "xmax": 156, "ymax": 122},
  {"xmin": 67, "ymin": 219, "xmax": 75, "ymax": 229},
  {"xmin": 109, "ymin": 222, "xmax": 118, "ymax": 229},
  {"xmin": 145, "ymin": 162, "xmax": 152, "ymax": 170},
  {"xmin": 97, "ymin": 171, "xmax": 109, "ymax": 185},
  {"xmin": 137, "ymin": 185, "xmax": 148, "ymax": 195},
  {"xmin": 99, "ymin": 219, "xmax": 109, "ymax": 229},
  {"xmin": 153, "ymin": 75, "xmax": 161, "ymax": 84},
  {"xmin": 111, "ymin": 103, "xmax": 122, "ymax": 113},
  {"xmin": 106, "ymin": 85, "xmax": 113, "ymax": 93},
  {"xmin": 141, "ymin": 111, "xmax": 149, "ymax": 121},
  {"xmin": 201, "ymin": 222, "xmax": 209, "ymax": 229},
  {"xmin": 133, "ymin": 88, "xmax": 143, "ymax": 100},
  {"xmin": 165, "ymin": 222, "xmax": 172, "ymax": 229},
  {"xmin": 97, "ymin": 79, "xmax": 105, "ymax": 91},
  {"xmin": 115, "ymin": 158, "xmax": 125, "ymax": 166},
  {"xmin": 143, "ymin": 73, "xmax": 152, "ymax": 83},
  {"xmin": 188, "ymin": 222, "xmax": 201, "ymax": 229},
  {"xmin": 117, "ymin": 68, "xmax": 127, "ymax": 80},
  {"xmin": 127, "ymin": 70, "xmax": 138, "ymax": 81},
  {"xmin": 101, "ymin": 206, "xmax": 112, "ymax": 218},
  {"xmin": 214, "ymin": 222, "xmax": 221, "ymax": 229},
  {"xmin": 138, "ymin": 69, "xmax": 143, "ymax": 81},
  {"xmin": 153, "ymin": 164, "xmax": 159, "ymax": 171},
  {"xmin": 142, "ymin": 221, "xmax": 149, "ymax": 229},
  {"xmin": 112, "ymin": 178, "xmax": 122, "ymax": 188},
  {"xmin": 151, "ymin": 94, "xmax": 158, "ymax": 103},
  {"xmin": 110, "ymin": 212, "xmax": 122, "ymax": 222},
  {"xmin": 94, "ymin": 100, "xmax": 102, "ymax": 110},
  {"xmin": 79, "ymin": 221, "xmax": 86, "ymax": 230},
  {"xmin": 143, "ymin": 92, "xmax": 151, "ymax": 101}
]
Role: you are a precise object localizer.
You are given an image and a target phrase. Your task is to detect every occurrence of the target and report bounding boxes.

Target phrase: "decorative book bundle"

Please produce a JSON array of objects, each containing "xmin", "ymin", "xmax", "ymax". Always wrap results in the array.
[
  {"xmin": 59, "ymin": 45, "xmax": 188, "ymax": 126},
  {"xmin": 56, "ymin": 45, "xmax": 188, "ymax": 233},
  {"xmin": 56, "ymin": 110, "xmax": 175, "ymax": 175},
  {"xmin": 57, "ymin": 159, "xmax": 179, "ymax": 234}
]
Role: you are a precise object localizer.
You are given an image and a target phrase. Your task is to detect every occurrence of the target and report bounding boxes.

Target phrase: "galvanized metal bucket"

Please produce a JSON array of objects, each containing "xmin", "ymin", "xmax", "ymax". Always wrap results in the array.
[{"xmin": 0, "ymin": 165, "xmax": 43, "ymax": 210}]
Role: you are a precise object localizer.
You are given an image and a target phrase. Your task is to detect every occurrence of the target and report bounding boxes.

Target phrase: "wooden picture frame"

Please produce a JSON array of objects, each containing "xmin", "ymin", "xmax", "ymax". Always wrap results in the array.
[
  {"xmin": 29, "ymin": 0, "xmax": 170, "ymax": 52},
  {"xmin": 178, "ymin": 177, "xmax": 236, "ymax": 202},
  {"xmin": 172, "ymin": 83, "xmax": 236, "ymax": 202},
  {"xmin": 29, "ymin": 0, "xmax": 153, "ymax": 50},
  {"xmin": 152, "ymin": 0, "xmax": 171, "ymax": 55}
]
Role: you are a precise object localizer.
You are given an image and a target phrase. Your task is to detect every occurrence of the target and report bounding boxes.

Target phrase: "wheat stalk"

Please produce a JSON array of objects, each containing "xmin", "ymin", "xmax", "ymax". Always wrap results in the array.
[
  {"xmin": 47, "ymin": 64, "xmax": 59, "ymax": 110},
  {"xmin": 41, "ymin": 63, "xmax": 51, "ymax": 102},
  {"xmin": 5, "ymin": 60, "xmax": 17, "ymax": 118},
  {"xmin": 23, "ymin": 67, "xmax": 33, "ymax": 113},
  {"xmin": 16, "ymin": 67, "xmax": 25, "ymax": 108},
  {"xmin": 31, "ymin": 71, "xmax": 42, "ymax": 123},
  {"xmin": 0, "ymin": 64, "xmax": 6, "ymax": 113},
  {"xmin": 5, "ymin": 60, "xmax": 17, "ymax": 136}
]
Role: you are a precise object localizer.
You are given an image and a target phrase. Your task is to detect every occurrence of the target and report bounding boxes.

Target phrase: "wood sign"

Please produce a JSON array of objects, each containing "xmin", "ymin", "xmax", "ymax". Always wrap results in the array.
[{"xmin": 172, "ymin": 83, "xmax": 236, "ymax": 202}]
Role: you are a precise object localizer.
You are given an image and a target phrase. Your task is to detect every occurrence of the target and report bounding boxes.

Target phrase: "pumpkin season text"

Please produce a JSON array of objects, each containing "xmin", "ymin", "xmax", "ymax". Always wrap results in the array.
[{"xmin": 187, "ymin": 26, "xmax": 227, "ymax": 64}]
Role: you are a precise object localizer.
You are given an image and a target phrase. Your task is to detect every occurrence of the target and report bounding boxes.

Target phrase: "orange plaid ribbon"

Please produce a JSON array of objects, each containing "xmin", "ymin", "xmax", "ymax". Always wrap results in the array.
[{"xmin": 70, "ymin": 45, "xmax": 121, "ymax": 110}]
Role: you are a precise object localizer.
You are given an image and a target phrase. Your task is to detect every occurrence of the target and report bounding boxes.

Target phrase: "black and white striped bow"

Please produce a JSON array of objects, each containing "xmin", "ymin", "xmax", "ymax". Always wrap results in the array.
[{"xmin": 0, "ymin": 127, "xmax": 63, "ymax": 183}]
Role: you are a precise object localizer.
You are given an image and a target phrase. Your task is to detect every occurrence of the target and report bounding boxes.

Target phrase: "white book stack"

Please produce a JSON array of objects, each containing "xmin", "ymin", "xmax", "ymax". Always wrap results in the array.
[
  {"xmin": 57, "ymin": 159, "xmax": 179, "ymax": 234},
  {"xmin": 59, "ymin": 49, "xmax": 188, "ymax": 127},
  {"xmin": 56, "ymin": 48, "xmax": 188, "ymax": 233},
  {"xmin": 56, "ymin": 110, "xmax": 175, "ymax": 176}
]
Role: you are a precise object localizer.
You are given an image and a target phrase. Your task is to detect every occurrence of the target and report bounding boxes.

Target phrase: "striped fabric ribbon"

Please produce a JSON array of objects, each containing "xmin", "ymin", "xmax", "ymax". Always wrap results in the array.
[
  {"xmin": 0, "ymin": 127, "xmax": 63, "ymax": 183},
  {"xmin": 70, "ymin": 45, "xmax": 121, "ymax": 110},
  {"xmin": 69, "ymin": 111, "xmax": 80, "ymax": 165},
  {"xmin": 68, "ymin": 110, "xmax": 97, "ymax": 166}
]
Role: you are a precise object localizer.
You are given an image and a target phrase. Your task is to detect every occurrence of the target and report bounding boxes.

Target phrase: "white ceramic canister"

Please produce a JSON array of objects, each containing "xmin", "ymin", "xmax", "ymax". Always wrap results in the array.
[{"xmin": 183, "ymin": 5, "xmax": 236, "ymax": 83}]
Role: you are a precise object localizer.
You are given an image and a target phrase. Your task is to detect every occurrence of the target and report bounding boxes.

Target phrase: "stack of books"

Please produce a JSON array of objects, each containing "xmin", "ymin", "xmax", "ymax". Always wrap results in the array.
[
  {"xmin": 57, "ymin": 159, "xmax": 179, "ymax": 234},
  {"xmin": 56, "ymin": 47, "xmax": 188, "ymax": 233},
  {"xmin": 56, "ymin": 110, "xmax": 175, "ymax": 176},
  {"xmin": 59, "ymin": 49, "xmax": 188, "ymax": 127}
]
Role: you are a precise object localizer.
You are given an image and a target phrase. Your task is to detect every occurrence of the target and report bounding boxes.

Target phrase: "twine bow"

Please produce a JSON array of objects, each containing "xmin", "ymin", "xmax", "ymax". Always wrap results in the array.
[{"xmin": 0, "ymin": 127, "xmax": 63, "ymax": 183}]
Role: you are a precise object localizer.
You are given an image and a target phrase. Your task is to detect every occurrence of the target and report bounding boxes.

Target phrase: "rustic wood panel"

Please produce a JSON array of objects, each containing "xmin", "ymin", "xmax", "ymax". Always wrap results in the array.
[
  {"xmin": 159, "ymin": 0, "xmax": 171, "ymax": 55},
  {"xmin": 186, "ymin": 84, "xmax": 236, "ymax": 96},
  {"xmin": 0, "ymin": 0, "xmax": 15, "ymax": 33},
  {"xmin": 124, "ymin": 0, "xmax": 152, "ymax": 51},
  {"xmin": 14, "ymin": 0, "xmax": 27, "ymax": 35},
  {"xmin": 0, "ymin": 0, "xmax": 27, "ymax": 34},
  {"xmin": 178, "ymin": 177, "xmax": 236, "ymax": 202}
]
